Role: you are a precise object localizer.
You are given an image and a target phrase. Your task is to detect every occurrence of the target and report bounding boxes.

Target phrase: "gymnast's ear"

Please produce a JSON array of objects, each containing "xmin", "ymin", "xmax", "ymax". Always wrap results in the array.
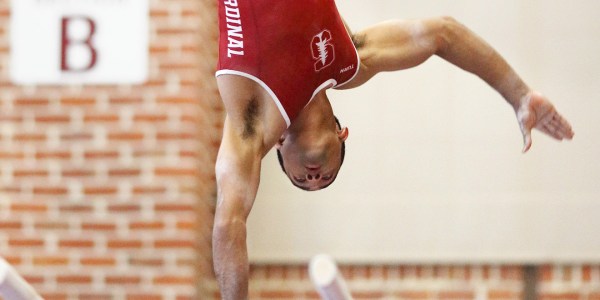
[
  {"xmin": 337, "ymin": 127, "xmax": 349, "ymax": 142},
  {"xmin": 275, "ymin": 136, "xmax": 285, "ymax": 149}
]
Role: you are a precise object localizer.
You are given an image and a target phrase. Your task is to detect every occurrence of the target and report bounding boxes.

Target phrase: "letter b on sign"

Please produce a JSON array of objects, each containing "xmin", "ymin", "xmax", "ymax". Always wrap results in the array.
[
  {"xmin": 10, "ymin": 0, "xmax": 148, "ymax": 84},
  {"xmin": 61, "ymin": 16, "xmax": 98, "ymax": 72}
]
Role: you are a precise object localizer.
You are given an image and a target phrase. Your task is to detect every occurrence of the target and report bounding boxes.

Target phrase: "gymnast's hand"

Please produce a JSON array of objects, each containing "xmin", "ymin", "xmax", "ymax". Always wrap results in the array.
[{"xmin": 516, "ymin": 91, "xmax": 574, "ymax": 153}]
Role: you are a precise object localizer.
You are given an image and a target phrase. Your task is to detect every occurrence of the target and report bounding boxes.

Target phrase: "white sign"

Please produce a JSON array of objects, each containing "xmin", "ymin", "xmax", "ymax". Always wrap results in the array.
[{"xmin": 10, "ymin": 0, "xmax": 149, "ymax": 85}]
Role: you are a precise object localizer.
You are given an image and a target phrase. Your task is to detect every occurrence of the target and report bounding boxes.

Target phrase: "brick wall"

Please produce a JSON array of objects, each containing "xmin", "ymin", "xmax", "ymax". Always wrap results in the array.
[
  {"xmin": 0, "ymin": 0, "xmax": 221, "ymax": 299},
  {"xmin": 203, "ymin": 264, "xmax": 600, "ymax": 300}
]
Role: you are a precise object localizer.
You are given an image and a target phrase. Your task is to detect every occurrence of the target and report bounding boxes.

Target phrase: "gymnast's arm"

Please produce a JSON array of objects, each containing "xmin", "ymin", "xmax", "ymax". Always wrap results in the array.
[
  {"xmin": 343, "ymin": 16, "xmax": 574, "ymax": 152},
  {"xmin": 213, "ymin": 116, "xmax": 263, "ymax": 300}
]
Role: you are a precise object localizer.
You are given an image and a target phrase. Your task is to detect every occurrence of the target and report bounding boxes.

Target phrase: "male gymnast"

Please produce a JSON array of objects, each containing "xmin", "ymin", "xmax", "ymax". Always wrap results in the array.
[{"xmin": 213, "ymin": 1, "xmax": 574, "ymax": 298}]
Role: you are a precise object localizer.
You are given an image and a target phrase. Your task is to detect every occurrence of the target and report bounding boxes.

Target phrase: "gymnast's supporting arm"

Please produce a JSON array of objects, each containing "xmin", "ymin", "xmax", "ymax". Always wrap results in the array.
[
  {"xmin": 213, "ymin": 115, "xmax": 263, "ymax": 300},
  {"xmin": 343, "ymin": 16, "xmax": 574, "ymax": 151}
]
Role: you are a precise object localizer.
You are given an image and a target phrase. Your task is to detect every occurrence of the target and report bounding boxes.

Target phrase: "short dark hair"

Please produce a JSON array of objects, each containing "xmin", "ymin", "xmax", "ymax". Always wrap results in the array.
[{"xmin": 277, "ymin": 116, "xmax": 346, "ymax": 174}]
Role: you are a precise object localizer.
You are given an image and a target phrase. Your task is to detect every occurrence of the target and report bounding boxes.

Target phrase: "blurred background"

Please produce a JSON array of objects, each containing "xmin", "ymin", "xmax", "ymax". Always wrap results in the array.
[{"xmin": 1, "ymin": 0, "xmax": 599, "ymax": 299}]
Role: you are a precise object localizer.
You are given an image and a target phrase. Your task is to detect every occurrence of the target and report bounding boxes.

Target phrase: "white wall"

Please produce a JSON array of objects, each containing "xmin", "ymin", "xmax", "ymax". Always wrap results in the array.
[{"xmin": 248, "ymin": 0, "xmax": 600, "ymax": 264}]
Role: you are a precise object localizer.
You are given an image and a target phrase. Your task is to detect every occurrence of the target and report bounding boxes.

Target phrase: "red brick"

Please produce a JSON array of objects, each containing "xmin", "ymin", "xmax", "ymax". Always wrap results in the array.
[
  {"xmin": 153, "ymin": 275, "xmax": 194, "ymax": 285},
  {"xmin": 35, "ymin": 115, "xmax": 69, "ymax": 123},
  {"xmin": 154, "ymin": 239, "xmax": 195, "ymax": 249},
  {"xmin": 33, "ymin": 186, "xmax": 68, "ymax": 195},
  {"xmin": 81, "ymin": 222, "xmax": 116, "ymax": 231},
  {"xmin": 539, "ymin": 292, "xmax": 581, "ymax": 300},
  {"xmin": 108, "ymin": 204, "xmax": 141, "ymax": 213},
  {"xmin": 108, "ymin": 132, "xmax": 144, "ymax": 141},
  {"xmin": 108, "ymin": 168, "xmax": 141, "ymax": 176},
  {"xmin": 134, "ymin": 113, "xmax": 168, "ymax": 122},
  {"xmin": 60, "ymin": 97, "xmax": 95, "ymax": 106},
  {"xmin": 143, "ymin": 79, "xmax": 168, "ymax": 87},
  {"xmin": 59, "ymin": 239, "xmax": 94, "ymax": 249},
  {"xmin": 0, "ymin": 221, "xmax": 22, "ymax": 230},
  {"xmin": 14, "ymin": 98, "xmax": 49, "ymax": 106},
  {"xmin": 40, "ymin": 292, "xmax": 68, "ymax": 300},
  {"xmin": 129, "ymin": 257, "xmax": 164, "ymax": 267},
  {"xmin": 2, "ymin": 185, "xmax": 21, "ymax": 194},
  {"xmin": 11, "ymin": 203, "xmax": 48, "ymax": 213},
  {"xmin": 129, "ymin": 221, "xmax": 165, "ymax": 231},
  {"xmin": 0, "ymin": 115, "xmax": 23, "ymax": 122},
  {"xmin": 176, "ymin": 258, "xmax": 195, "ymax": 268},
  {"xmin": 157, "ymin": 97, "xmax": 197, "ymax": 105},
  {"xmin": 133, "ymin": 186, "xmax": 167, "ymax": 194},
  {"xmin": 13, "ymin": 133, "xmax": 45, "ymax": 142},
  {"xmin": 179, "ymin": 150, "xmax": 198, "ymax": 159},
  {"xmin": 9, "ymin": 238, "xmax": 45, "ymax": 248},
  {"xmin": 154, "ymin": 167, "xmax": 198, "ymax": 177},
  {"xmin": 79, "ymin": 294, "xmax": 113, "ymax": 300},
  {"xmin": 84, "ymin": 186, "xmax": 118, "ymax": 195},
  {"xmin": 156, "ymin": 132, "xmax": 196, "ymax": 141},
  {"xmin": 60, "ymin": 132, "xmax": 93, "ymax": 142},
  {"xmin": 150, "ymin": 45, "xmax": 169, "ymax": 54},
  {"xmin": 354, "ymin": 291, "xmax": 385, "ymax": 299},
  {"xmin": 126, "ymin": 295, "xmax": 162, "ymax": 300},
  {"xmin": 36, "ymin": 151, "xmax": 71, "ymax": 160},
  {"xmin": 562, "ymin": 266, "xmax": 573, "ymax": 281},
  {"xmin": 155, "ymin": 203, "xmax": 194, "ymax": 213},
  {"xmin": 84, "ymin": 150, "xmax": 119, "ymax": 159},
  {"xmin": 13, "ymin": 169, "xmax": 49, "ymax": 177},
  {"xmin": 80, "ymin": 257, "xmax": 116, "ymax": 267},
  {"xmin": 57, "ymin": 275, "xmax": 92, "ymax": 284},
  {"xmin": 107, "ymin": 239, "xmax": 143, "ymax": 249},
  {"xmin": 259, "ymin": 290, "xmax": 296, "ymax": 299},
  {"xmin": 489, "ymin": 290, "xmax": 520, "ymax": 299},
  {"xmin": 62, "ymin": 169, "xmax": 94, "ymax": 178},
  {"xmin": 22, "ymin": 275, "xmax": 44, "ymax": 285},
  {"xmin": 589, "ymin": 292, "xmax": 600, "ymax": 300},
  {"xmin": 501, "ymin": 265, "xmax": 522, "ymax": 280},
  {"xmin": 33, "ymin": 256, "xmax": 69, "ymax": 266},
  {"xmin": 304, "ymin": 291, "xmax": 321, "ymax": 299},
  {"xmin": 34, "ymin": 221, "xmax": 69, "ymax": 230},
  {"xmin": 394, "ymin": 291, "xmax": 431, "ymax": 300},
  {"xmin": 156, "ymin": 27, "xmax": 197, "ymax": 36},
  {"xmin": 0, "ymin": 151, "xmax": 25, "ymax": 159},
  {"xmin": 540, "ymin": 265, "xmax": 553, "ymax": 282},
  {"xmin": 59, "ymin": 204, "xmax": 94, "ymax": 213},
  {"xmin": 84, "ymin": 114, "xmax": 119, "ymax": 123},
  {"xmin": 439, "ymin": 290, "xmax": 475, "ymax": 300},
  {"xmin": 176, "ymin": 221, "xmax": 196, "ymax": 230},
  {"xmin": 4, "ymin": 256, "xmax": 22, "ymax": 266},
  {"xmin": 583, "ymin": 265, "xmax": 592, "ymax": 282},
  {"xmin": 110, "ymin": 97, "xmax": 143, "ymax": 105},
  {"xmin": 159, "ymin": 63, "xmax": 197, "ymax": 71},
  {"xmin": 105, "ymin": 276, "xmax": 142, "ymax": 285},
  {"xmin": 150, "ymin": 9, "xmax": 169, "ymax": 17}
]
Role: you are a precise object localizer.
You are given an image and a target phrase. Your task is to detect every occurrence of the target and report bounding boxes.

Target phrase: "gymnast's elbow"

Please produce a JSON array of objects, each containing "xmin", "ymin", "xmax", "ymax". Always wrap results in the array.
[{"xmin": 431, "ymin": 16, "xmax": 468, "ymax": 53}]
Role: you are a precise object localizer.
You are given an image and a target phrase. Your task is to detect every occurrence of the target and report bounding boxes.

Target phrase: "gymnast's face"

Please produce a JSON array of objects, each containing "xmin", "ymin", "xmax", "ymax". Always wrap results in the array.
[{"xmin": 276, "ymin": 127, "xmax": 348, "ymax": 191}]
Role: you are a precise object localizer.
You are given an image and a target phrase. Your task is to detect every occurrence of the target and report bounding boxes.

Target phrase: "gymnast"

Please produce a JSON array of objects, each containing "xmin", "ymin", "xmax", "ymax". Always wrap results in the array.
[{"xmin": 213, "ymin": 0, "xmax": 574, "ymax": 298}]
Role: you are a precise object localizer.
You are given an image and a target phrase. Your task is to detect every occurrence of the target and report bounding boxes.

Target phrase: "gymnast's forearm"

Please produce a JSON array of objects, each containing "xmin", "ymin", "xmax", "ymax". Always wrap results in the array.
[
  {"xmin": 434, "ymin": 17, "xmax": 530, "ymax": 110},
  {"xmin": 213, "ymin": 210, "xmax": 250, "ymax": 300}
]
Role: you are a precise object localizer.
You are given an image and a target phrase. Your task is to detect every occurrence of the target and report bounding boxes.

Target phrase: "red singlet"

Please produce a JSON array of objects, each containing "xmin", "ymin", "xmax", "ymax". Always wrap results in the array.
[{"xmin": 216, "ymin": 0, "xmax": 360, "ymax": 126}]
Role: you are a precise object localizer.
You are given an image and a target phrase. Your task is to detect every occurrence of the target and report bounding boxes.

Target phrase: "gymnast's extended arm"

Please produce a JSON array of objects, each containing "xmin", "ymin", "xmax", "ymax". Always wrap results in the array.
[
  {"xmin": 342, "ymin": 16, "xmax": 574, "ymax": 151},
  {"xmin": 213, "ymin": 114, "xmax": 263, "ymax": 300}
]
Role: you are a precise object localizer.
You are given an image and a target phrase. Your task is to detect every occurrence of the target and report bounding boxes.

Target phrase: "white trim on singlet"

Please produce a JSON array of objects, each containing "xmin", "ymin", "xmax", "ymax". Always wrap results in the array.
[
  {"xmin": 309, "ymin": 79, "xmax": 337, "ymax": 105},
  {"xmin": 216, "ymin": 70, "xmax": 345, "ymax": 128},
  {"xmin": 333, "ymin": 49, "xmax": 360, "ymax": 89},
  {"xmin": 216, "ymin": 69, "xmax": 291, "ymax": 126},
  {"xmin": 333, "ymin": 21, "xmax": 361, "ymax": 89}
]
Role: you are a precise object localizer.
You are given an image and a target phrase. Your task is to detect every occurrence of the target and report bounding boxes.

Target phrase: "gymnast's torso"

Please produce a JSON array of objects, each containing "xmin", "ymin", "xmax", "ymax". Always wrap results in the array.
[{"xmin": 216, "ymin": 0, "xmax": 360, "ymax": 126}]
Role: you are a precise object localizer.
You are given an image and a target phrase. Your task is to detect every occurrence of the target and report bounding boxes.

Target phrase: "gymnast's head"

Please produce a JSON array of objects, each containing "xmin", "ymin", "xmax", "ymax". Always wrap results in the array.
[{"xmin": 276, "ymin": 116, "xmax": 348, "ymax": 191}]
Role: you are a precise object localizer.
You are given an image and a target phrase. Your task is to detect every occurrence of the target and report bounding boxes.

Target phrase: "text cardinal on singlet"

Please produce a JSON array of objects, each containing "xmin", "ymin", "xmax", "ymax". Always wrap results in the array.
[{"xmin": 223, "ymin": 0, "xmax": 244, "ymax": 57}]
